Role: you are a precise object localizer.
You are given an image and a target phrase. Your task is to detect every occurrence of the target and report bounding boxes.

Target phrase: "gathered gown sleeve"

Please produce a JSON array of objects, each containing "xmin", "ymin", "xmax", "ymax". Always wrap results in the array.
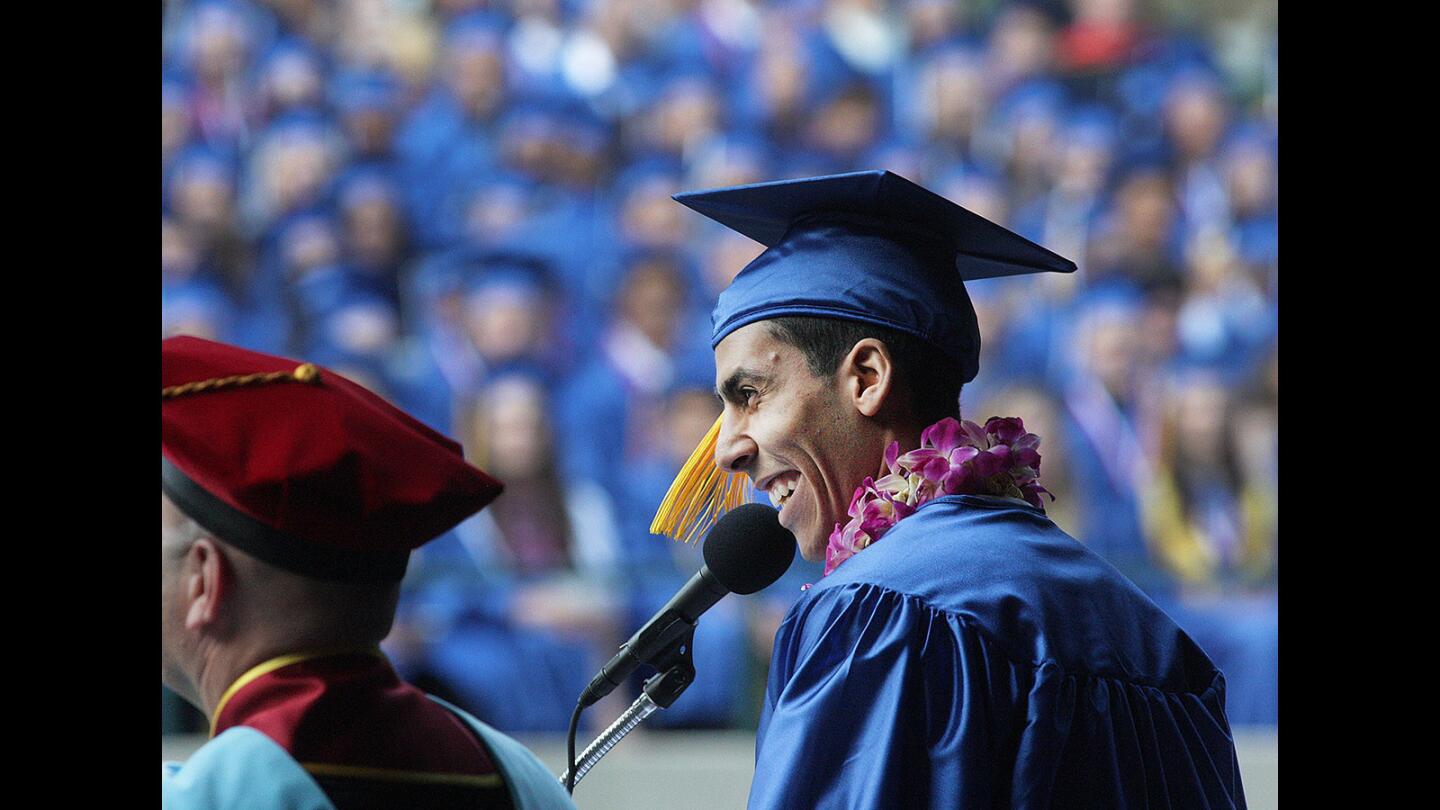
[
  {"xmin": 749, "ymin": 581, "xmax": 1034, "ymax": 810},
  {"xmin": 749, "ymin": 577, "xmax": 1248, "ymax": 809}
]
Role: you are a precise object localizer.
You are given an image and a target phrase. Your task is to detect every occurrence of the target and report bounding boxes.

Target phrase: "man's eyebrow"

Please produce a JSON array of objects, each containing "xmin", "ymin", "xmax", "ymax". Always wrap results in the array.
[{"xmin": 716, "ymin": 368, "xmax": 772, "ymax": 404}]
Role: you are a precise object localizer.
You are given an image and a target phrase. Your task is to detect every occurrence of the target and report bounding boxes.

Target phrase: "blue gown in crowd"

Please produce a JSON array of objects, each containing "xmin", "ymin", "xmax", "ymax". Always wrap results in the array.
[
  {"xmin": 393, "ymin": 91, "xmax": 500, "ymax": 249},
  {"xmin": 750, "ymin": 494, "xmax": 1246, "ymax": 809},
  {"xmin": 1059, "ymin": 378, "xmax": 1167, "ymax": 596},
  {"xmin": 393, "ymin": 514, "xmax": 610, "ymax": 734}
]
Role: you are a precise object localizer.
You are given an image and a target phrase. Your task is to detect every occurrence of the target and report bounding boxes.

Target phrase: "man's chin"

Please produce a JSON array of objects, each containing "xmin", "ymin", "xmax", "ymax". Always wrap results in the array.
[
  {"xmin": 796, "ymin": 532, "xmax": 829, "ymax": 563},
  {"xmin": 781, "ymin": 506, "xmax": 831, "ymax": 562}
]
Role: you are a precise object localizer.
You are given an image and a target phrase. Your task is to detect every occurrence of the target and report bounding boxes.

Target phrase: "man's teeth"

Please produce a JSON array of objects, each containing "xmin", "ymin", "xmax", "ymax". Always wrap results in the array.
[{"xmin": 773, "ymin": 478, "xmax": 797, "ymax": 506}]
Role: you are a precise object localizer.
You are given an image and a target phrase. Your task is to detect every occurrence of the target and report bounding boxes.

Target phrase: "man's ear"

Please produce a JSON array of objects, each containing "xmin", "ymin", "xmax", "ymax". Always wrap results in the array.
[
  {"xmin": 183, "ymin": 539, "xmax": 231, "ymax": 633},
  {"xmin": 843, "ymin": 338, "xmax": 896, "ymax": 418}
]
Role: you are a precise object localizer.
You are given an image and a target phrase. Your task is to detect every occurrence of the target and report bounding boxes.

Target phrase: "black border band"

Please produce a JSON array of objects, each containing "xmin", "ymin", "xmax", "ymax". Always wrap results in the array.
[{"xmin": 161, "ymin": 456, "xmax": 409, "ymax": 584}]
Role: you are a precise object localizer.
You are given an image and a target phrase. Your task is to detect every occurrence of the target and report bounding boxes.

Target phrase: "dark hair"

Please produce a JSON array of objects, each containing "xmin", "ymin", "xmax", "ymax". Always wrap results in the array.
[{"xmin": 764, "ymin": 316, "xmax": 964, "ymax": 425}]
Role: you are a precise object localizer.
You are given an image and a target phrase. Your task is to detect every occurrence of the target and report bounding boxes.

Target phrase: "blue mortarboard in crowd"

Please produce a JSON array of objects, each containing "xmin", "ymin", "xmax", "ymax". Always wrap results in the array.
[
  {"xmin": 335, "ymin": 165, "xmax": 401, "ymax": 212},
  {"xmin": 1117, "ymin": 62, "xmax": 1170, "ymax": 121},
  {"xmin": 496, "ymin": 91, "xmax": 611, "ymax": 165},
  {"xmin": 1154, "ymin": 35, "xmax": 1224, "ymax": 82},
  {"xmin": 256, "ymin": 108, "xmax": 338, "ymax": 163},
  {"xmin": 174, "ymin": 0, "xmax": 261, "ymax": 67},
  {"xmin": 1072, "ymin": 281, "xmax": 1146, "ymax": 315},
  {"xmin": 690, "ymin": 130, "xmax": 776, "ymax": 183},
  {"xmin": 1112, "ymin": 63, "xmax": 1171, "ymax": 163},
  {"xmin": 164, "ymin": 145, "xmax": 238, "ymax": 214},
  {"xmin": 478, "ymin": 358, "xmax": 561, "ymax": 404},
  {"xmin": 993, "ymin": 79, "xmax": 1066, "ymax": 136},
  {"xmin": 1066, "ymin": 282, "xmax": 1145, "ymax": 339},
  {"xmin": 555, "ymin": 101, "xmax": 611, "ymax": 158},
  {"xmin": 331, "ymin": 68, "xmax": 402, "ymax": 115},
  {"xmin": 443, "ymin": 9, "xmax": 509, "ymax": 52},
  {"xmin": 667, "ymin": 348, "xmax": 720, "ymax": 399},
  {"xmin": 728, "ymin": 22, "xmax": 867, "ymax": 136},
  {"xmin": 162, "ymin": 69, "xmax": 190, "ymax": 106},
  {"xmin": 291, "ymin": 264, "xmax": 353, "ymax": 321},
  {"xmin": 610, "ymin": 156, "xmax": 686, "ymax": 237},
  {"xmin": 497, "ymin": 95, "xmax": 568, "ymax": 145},
  {"xmin": 463, "ymin": 250, "xmax": 556, "ymax": 317},
  {"xmin": 402, "ymin": 246, "xmax": 492, "ymax": 333},
  {"xmin": 933, "ymin": 163, "xmax": 1020, "ymax": 242},
  {"xmin": 431, "ymin": 167, "xmax": 535, "ymax": 247},
  {"xmin": 803, "ymin": 76, "xmax": 892, "ymax": 156},
  {"xmin": 255, "ymin": 36, "xmax": 326, "ymax": 81},
  {"xmin": 163, "ymin": 281, "xmax": 238, "ymax": 340},
  {"xmin": 1062, "ymin": 104, "xmax": 1120, "ymax": 152},
  {"xmin": 612, "ymin": 244, "xmax": 696, "ymax": 298},
  {"xmin": 1221, "ymin": 118, "xmax": 1277, "ymax": 161},
  {"xmin": 468, "ymin": 249, "xmax": 554, "ymax": 287},
  {"xmin": 408, "ymin": 250, "xmax": 468, "ymax": 300},
  {"xmin": 771, "ymin": 151, "xmax": 846, "ymax": 182},
  {"xmin": 630, "ymin": 63, "xmax": 711, "ymax": 112},
  {"xmin": 676, "ymin": 170, "xmax": 1076, "ymax": 384},
  {"xmin": 1164, "ymin": 65, "xmax": 1226, "ymax": 114},
  {"xmin": 860, "ymin": 133, "xmax": 927, "ymax": 184},
  {"xmin": 910, "ymin": 33, "xmax": 986, "ymax": 65},
  {"xmin": 167, "ymin": 144, "xmax": 237, "ymax": 190},
  {"xmin": 316, "ymin": 290, "xmax": 399, "ymax": 350},
  {"xmin": 795, "ymin": 31, "xmax": 891, "ymax": 125},
  {"xmin": 614, "ymin": 154, "xmax": 684, "ymax": 196}
]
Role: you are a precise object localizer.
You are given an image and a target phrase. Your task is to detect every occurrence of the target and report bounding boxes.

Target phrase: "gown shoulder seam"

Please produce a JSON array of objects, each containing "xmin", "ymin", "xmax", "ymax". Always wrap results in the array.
[{"xmin": 806, "ymin": 578, "xmax": 1225, "ymax": 696}]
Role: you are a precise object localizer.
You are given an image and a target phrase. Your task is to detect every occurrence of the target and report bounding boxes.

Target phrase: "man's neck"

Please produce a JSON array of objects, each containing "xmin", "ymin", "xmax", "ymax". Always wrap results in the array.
[
  {"xmin": 193, "ymin": 638, "xmax": 278, "ymax": 719},
  {"xmin": 877, "ymin": 421, "xmax": 927, "ymax": 475},
  {"xmin": 196, "ymin": 635, "xmax": 372, "ymax": 720}
]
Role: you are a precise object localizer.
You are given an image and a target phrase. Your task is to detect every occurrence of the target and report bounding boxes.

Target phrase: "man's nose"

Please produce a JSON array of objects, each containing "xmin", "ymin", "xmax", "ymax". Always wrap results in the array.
[{"xmin": 714, "ymin": 415, "xmax": 757, "ymax": 474}]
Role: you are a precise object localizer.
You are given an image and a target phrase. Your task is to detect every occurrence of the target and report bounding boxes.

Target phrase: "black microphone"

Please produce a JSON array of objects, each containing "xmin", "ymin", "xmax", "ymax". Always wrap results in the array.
[{"xmin": 578, "ymin": 503, "xmax": 795, "ymax": 708}]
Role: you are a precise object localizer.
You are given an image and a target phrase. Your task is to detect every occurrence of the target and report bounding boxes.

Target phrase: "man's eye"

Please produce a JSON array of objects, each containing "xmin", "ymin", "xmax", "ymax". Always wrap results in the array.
[{"xmin": 741, "ymin": 387, "xmax": 758, "ymax": 406}]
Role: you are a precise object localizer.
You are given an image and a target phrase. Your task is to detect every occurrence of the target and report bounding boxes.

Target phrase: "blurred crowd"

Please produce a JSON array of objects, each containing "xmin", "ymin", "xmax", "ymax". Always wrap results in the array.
[{"xmin": 161, "ymin": 0, "xmax": 1278, "ymax": 735}]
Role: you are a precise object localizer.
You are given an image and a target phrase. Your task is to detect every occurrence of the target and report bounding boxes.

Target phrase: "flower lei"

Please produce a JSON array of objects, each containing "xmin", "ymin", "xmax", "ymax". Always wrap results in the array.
[{"xmin": 818, "ymin": 416, "xmax": 1053, "ymax": 579}]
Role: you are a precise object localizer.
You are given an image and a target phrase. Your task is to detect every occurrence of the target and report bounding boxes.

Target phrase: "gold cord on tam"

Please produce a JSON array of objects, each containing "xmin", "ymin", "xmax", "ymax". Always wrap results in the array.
[
  {"xmin": 162, "ymin": 363, "xmax": 322, "ymax": 400},
  {"xmin": 650, "ymin": 413, "xmax": 755, "ymax": 544}
]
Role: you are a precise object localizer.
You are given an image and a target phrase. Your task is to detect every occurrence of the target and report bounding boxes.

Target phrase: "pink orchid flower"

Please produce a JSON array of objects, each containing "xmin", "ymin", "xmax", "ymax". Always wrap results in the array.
[{"xmin": 816, "ymin": 414, "xmax": 1054, "ymax": 582}]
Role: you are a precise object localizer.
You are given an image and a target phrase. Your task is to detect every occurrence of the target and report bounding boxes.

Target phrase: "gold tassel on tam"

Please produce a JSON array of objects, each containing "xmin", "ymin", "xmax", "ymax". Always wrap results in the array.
[{"xmin": 650, "ymin": 413, "xmax": 755, "ymax": 544}]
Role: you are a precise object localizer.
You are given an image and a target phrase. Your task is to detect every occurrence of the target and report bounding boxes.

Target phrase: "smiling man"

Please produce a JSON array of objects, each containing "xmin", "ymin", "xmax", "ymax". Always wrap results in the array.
[
  {"xmin": 663, "ymin": 171, "xmax": 1247, "ymax": 808},
  {"xmin": 713, "ymin": 317, "xmax": 958, "ymax": 559}
]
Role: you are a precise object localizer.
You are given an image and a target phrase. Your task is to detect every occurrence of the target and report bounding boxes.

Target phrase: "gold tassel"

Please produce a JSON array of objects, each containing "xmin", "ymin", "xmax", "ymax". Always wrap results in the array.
[{"xmin": 650, "ymin": 413, "xmax": 755, "ymax": 544}]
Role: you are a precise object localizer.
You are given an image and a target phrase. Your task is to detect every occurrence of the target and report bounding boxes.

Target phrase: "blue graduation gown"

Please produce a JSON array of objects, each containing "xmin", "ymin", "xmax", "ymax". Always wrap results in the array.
[{"xmin": 750, "ymin": 494, "xmax": 1247, "ymax": 809}]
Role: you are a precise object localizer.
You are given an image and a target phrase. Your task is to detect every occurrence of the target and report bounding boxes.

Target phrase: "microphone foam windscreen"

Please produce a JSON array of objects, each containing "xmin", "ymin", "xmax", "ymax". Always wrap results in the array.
[{"xmin": 702, "ymin": 503, "xmax": 796, "ymax": 594}]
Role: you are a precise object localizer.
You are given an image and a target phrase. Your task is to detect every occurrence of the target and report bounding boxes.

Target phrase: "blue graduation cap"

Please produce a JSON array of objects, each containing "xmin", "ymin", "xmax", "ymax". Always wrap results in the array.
[
  {"xmin": 256, "ymin": 37, "xmax": 324, "ymax": 81},
  {"xmin": 442, "ymin": 9, "xmax": 508, "ymax": 52},
  {"xmin": 335, "ymin": 165, "xmax": 400, "ymax": 211},
  {"xmin": 650, "ymin": 169, "xmax": 1076, "ymax": 544},
  {"xmin": 162, "ymin": 69, "xmax": 190, "ymax": 107},
  {"xmin": 678, "ymin": 169, "xmax": 1076, "ymax": 383},
  {"xmin": 331, "ymin": 68, "xmax": 402, "ymax": 115},
  {"xmin": 464, "ymin": 251, "xmax": 555, "ymax": 300},
  {"xmin": 1062, "ymin": 104, "xmax": 1120, "ymax": 151}
]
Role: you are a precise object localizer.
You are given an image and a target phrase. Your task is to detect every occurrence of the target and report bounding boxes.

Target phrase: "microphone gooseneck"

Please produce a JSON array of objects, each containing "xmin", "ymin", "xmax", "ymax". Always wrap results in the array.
[
  {"xmin": 562, "ymin": 504, "xmax": 796, "ymax": 792},
  {"xmin": 577, "ymin": 503, "xmax": 796, "ymax": 708}
]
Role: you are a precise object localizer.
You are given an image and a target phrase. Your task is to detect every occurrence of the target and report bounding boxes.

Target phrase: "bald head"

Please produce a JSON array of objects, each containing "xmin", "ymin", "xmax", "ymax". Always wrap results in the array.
[{"xmin": 161, "ymin": 491, "xmax": 401, "ymax": 712}]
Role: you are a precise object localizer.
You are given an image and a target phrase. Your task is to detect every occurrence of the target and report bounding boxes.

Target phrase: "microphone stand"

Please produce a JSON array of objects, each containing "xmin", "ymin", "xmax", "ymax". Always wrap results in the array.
[{"xmin": 558, "ymin": 628, "xmax": 696, "ymax": 788}]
